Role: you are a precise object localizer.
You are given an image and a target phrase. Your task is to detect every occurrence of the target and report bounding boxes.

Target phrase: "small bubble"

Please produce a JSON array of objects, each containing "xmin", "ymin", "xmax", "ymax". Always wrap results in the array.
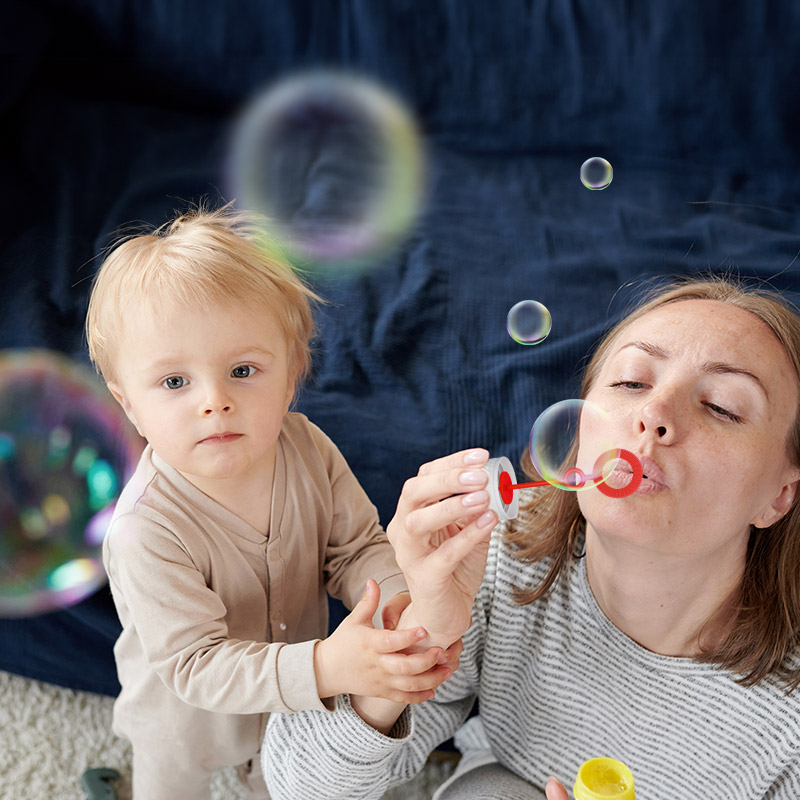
[
  {"xmin": 580, "ymin": 157, "xmax": 613, "ymax": 190},
  {"xmin": 507, "ymin": 300, "xmax": 552, "ymax": 345}
]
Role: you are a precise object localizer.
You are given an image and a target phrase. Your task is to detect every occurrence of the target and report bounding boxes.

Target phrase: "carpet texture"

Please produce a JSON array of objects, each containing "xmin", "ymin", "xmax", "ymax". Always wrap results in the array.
[{"xmin": 0, "ymin": 670, "xmax": 455, "ymax": 799}]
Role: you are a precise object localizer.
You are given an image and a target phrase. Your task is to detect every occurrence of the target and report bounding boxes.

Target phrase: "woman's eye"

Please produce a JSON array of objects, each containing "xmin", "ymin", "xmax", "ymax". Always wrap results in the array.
[
  {"xmin": 705, "ymin": 403, "xmax": 744, "ymax": 423},
  {"xmin": 231, "ymin": 365, "xmax": 255, "ymax": 378},
  {"xmin": 608, "ymin": 380, "xmax": 647, "ymax": 390},
  {"xmin": 163, "ymin": 376, "xmax": 186, "ymax": 390}
]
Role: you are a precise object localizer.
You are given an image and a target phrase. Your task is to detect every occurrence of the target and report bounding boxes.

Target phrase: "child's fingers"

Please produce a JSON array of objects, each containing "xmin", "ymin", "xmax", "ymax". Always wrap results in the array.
[
  {"xmin": 372, "ymin": 624, "xmax": 429, "ymax": 654},
  {"xmin": 381, "ymin": 590, "xmax": 412, "ymax": 631},
  {"xmin": 385, "ymin": 665, "xmax": 454, "ymax": 697},
  {"xmin": 379, "ymin": 688, "xmax": 437, "ymax": 705},
  {"xmin": 440, "ymin": 638, "xmax": 463, "ymax": 673},
  {"xmin": 348, "ymin": 579, "xmax": 381, "ymax": 626},
  {"xmin": 378, "ymin": 647, "xmax": 446, "ymax": 677}
]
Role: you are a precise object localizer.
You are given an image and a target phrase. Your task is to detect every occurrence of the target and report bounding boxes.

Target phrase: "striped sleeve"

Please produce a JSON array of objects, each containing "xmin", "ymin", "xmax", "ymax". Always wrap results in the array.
[{"xmin": 262, "ymin": 527, "xmax": 501, "ymax": 799}]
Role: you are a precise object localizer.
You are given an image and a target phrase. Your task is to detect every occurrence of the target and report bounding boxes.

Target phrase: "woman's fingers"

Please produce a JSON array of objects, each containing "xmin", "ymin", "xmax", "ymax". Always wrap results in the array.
[
  {"xmin": 396, "ymin": 450, "xmax": 491, "ymax": 515},
  {"xmin": 403, "ymin": 492, "xmax": 491, "ymax": 539},
  {"xmin": 417, "ymin": 448, "xmax": 490, "ymax": 477},
  {"xmin": 545, "ymin": 776, "xmax": 571, "ymax": 800},
  {"xmin": 422, "ymin": 511, "xmax": 497, "ymax": 572}
]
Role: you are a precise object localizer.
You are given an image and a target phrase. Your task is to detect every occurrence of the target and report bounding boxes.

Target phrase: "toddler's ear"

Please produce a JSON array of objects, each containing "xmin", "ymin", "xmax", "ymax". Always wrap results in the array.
[
  {"xmin": 284, "ymin": 367, "xmax": 298, "ymax": 412},
  {"xmin": 107, "ymin": 383, "xmax": 142, "ymax": 436}
]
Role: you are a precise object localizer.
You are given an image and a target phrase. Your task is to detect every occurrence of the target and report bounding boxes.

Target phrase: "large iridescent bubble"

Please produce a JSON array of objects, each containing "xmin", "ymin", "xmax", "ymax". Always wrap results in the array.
[
  {"xmin": 227, "ymin": 70, "xmax": 426, "ymax": 276},
  {"xmin": 0, "ymin": 350, "xmax": 142, "ymax": 617},
  {"xmin": 528, "ymin": 399, "xmax": 615, "ymax": 491}
]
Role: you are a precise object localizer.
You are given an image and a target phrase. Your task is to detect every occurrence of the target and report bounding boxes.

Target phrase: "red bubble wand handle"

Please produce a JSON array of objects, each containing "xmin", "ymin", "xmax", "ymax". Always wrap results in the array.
[{"xmin": 499, "ymin": 449, "xmax": 643, "ymax": 502}]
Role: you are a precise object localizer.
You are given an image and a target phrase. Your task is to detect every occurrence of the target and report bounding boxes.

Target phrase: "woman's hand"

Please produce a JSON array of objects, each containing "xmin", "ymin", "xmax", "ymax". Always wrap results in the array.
[
  {"xmin": 545, "ymin": 776, "xmax": 571, "ymax": 800},
  {"xmin": 386, "ymin": 448, "xmax": 497, "ymax": 647}
]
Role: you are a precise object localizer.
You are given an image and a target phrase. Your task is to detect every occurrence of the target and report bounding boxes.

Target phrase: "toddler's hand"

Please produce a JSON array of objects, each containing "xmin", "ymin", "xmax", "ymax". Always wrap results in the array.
[
  {"xmin": 386, "ymin": 448, "xmax": 496, "ymax": 647},
  {"xmin": 381, "ymin": 590, "xmax": 411, "ymax": 630},
  {"xmin": 314, "ymin": 580, "xmax": 459, "ymax": 704}
]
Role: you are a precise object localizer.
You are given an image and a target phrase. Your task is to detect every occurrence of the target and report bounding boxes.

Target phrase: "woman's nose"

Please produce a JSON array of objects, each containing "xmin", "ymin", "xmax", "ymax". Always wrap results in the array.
[{"xmin": 636, "ymin": 394, "xmax": 677, "ymax": 442}]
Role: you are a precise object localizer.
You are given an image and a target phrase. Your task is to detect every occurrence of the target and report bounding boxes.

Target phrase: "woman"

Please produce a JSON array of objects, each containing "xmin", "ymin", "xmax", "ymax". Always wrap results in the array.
[{"xmin": 263, "ymin": 276, "xmax": 800, "ymax": 799}]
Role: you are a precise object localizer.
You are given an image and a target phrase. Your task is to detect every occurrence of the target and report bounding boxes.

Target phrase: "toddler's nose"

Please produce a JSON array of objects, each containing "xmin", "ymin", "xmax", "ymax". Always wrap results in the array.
[
  {"xmin": 202, "ymin": 384, "xmax": 233, "ymax": 415},
  {"xmin": 204, "ymin": 402, "xmax": 232, "ymax": 415}
]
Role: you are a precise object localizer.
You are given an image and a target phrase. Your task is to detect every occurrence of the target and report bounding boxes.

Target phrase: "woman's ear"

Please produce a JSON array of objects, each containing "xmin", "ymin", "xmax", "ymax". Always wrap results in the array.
[{"xmin": 751, "ymin": 472, "xmax": 800, "ymax": 529}]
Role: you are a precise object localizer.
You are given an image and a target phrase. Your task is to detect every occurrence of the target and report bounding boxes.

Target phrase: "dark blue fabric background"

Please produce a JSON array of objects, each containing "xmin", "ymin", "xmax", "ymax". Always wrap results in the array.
[{"xmin": 1, "ymin": 0, "xmax": 799, "ymax": 698}]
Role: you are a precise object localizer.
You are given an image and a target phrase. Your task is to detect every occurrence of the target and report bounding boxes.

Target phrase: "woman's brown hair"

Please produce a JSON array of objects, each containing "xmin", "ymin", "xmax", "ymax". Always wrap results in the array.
[{"xmin": 504, "ymin": 274, "xmax": 800, "ymax": 690}]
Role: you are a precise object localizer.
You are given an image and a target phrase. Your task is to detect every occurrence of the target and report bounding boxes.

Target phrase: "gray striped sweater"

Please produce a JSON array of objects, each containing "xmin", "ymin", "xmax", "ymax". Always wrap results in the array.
[{"xmin": 263, "ymin": 500, "xmax": 800, "ymax": 799}]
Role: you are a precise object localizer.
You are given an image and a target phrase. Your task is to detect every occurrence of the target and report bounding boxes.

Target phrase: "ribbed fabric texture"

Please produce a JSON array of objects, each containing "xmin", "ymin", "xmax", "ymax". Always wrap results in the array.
[{"xmin": 264, "ymin": 490, "xmax": 800, "ymax": 799}]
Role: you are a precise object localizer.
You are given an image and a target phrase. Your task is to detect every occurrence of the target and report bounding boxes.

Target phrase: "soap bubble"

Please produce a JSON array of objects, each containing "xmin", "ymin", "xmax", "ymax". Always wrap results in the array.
[
  {"xmin": 580, "ymin": 157, "xmax": 613, "ymax": 190},
  {"xmin": 227, "ymin": 70, "xmax": 426, "ymax": 276},
  {"xmin": 528, "ymin": 399, "xmax": 615, "ymax": 491},
  {"xmin": 0, "ymin": 350, "xmax": 143, "ymax": 617},
  {"xmin": 507, "ymin": 300, "xmax": 552, "ymax": 345}
]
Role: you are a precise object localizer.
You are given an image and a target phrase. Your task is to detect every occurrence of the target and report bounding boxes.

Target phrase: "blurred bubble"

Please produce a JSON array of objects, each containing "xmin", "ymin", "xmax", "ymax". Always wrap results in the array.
[
  {"xmin": 507, "ymin": 300, "xmax": 552, "ymax": 345},
  {"xmin": 0, "ymin": 350, "xmax": 142, "ymax": 617},
  {"xmin": 227, "ymin": 70, "xmax": 426, "ymax": 276},
  {"xmin": 529, "ymin": 399, "xmax": 614, "ymax": 491},
  {"xmin": 580, "ymin": 157, "xmax": 613, "ymax": 190}
]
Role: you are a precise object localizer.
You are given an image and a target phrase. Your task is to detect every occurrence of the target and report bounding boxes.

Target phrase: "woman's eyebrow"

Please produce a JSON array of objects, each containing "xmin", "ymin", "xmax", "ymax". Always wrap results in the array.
[{"xmin": 617, "ymin": 340, "xmax": 770, "ymax": 402}]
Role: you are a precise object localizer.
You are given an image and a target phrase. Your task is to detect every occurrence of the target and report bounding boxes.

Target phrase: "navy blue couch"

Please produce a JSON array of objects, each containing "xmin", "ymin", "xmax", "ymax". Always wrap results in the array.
[{"xmin": 2, "ymin": 0, "xmax": 800, "ymax": 697}]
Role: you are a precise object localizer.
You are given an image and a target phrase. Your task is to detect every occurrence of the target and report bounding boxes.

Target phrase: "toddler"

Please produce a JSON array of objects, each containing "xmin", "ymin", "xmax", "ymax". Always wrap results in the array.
[{"xmin": 85, "ymin": 205, "xmax": 456, "ymax": 799}]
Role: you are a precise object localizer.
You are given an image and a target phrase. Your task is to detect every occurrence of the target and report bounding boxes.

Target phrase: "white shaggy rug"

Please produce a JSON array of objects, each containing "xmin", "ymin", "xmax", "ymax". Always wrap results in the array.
[{"xmin": 0, "ymin": 670, "xmax": 456, "ymax": 799}]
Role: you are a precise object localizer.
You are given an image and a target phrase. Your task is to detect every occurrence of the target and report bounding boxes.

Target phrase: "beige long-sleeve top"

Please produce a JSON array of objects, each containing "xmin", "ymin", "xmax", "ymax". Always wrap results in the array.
[{"xmin": 102, "ymin": 412, "xmax": 407, "ymax": 767}]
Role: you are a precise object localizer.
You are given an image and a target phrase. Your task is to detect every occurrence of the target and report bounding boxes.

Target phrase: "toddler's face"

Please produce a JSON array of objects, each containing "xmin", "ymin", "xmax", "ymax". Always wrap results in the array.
[{"xmin": 107, "ymin": 297, "xmax": 295, "ymax": 493}]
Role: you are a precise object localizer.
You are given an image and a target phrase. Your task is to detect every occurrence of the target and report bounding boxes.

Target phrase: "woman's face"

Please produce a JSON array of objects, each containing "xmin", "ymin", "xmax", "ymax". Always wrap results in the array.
[{"xmin": 578, "ymin": 299, "xmax": 800, "ymax": 558}]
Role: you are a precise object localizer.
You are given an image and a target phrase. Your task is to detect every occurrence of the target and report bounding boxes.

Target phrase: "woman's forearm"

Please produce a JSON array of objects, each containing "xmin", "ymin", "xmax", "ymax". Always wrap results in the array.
[
  {"xmin": 350, "ymin": 602, "xmax": 457, "ymax": 734},
  {"xmin": 349, "ymin": 693, "xmax": 408, "ymax": 735}
]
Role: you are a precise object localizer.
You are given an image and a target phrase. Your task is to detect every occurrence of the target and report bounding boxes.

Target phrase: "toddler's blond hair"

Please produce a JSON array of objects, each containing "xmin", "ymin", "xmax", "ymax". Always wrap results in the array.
[{"xmin": 85, "ymin": 204, "xmax": 320, "ymax": 397}]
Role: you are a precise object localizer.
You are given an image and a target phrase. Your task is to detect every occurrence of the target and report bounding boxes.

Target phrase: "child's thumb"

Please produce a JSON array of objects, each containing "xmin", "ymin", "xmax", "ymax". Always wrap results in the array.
[{"xmin": 353, "ymin": 579, "xmax": 380, "ymax": 623}]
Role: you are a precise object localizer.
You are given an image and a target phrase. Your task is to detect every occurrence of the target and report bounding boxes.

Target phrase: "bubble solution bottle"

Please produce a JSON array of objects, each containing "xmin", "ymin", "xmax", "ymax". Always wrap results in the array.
[{"xmin": 573, "ymin": 758, "xmax": 635, "ymax": 800}]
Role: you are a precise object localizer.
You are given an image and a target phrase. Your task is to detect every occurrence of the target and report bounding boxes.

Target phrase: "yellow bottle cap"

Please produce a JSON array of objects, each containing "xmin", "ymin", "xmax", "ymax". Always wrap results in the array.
[{"xmin": 573, "ymin": 757, "xmax": 635, "ymax": 800}]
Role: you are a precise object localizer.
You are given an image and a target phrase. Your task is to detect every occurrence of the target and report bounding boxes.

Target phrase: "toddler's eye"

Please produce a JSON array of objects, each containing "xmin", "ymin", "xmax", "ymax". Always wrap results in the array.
[
  {"xmin": 231, "ymin": 365, "xmax": 255, "ymax": 378},
  {"xmin": 163, "ymin": 376, "xmax": 186, "ymax": 390}
]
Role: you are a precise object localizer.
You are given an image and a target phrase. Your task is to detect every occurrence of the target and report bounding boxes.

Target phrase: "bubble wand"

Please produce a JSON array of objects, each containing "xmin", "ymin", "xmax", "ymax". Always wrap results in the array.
[{"xmin": 482, "ymin": 449, "xmax": 643, "ymax": 521}]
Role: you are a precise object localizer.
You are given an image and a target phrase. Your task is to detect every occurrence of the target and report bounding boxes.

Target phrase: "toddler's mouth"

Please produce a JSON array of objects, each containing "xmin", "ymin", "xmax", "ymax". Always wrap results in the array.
[{"xmin": 199, "ymin": 432, "xmax": 242, "ymax": 444}]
